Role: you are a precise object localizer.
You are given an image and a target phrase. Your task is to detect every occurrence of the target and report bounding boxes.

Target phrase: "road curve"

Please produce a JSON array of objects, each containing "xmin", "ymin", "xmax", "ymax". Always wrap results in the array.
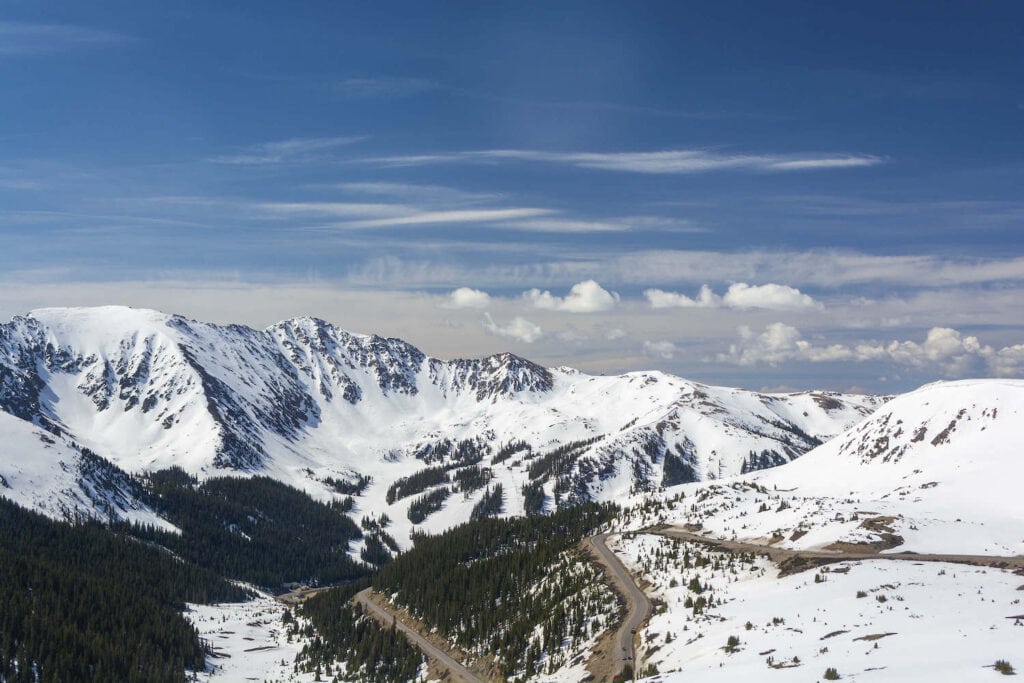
[
  {"xmin": 354, "ymin": 588, "xmax": 486, "ymax": 683},
  {"xmin": 586, "ymin": 533, "xmax": 653, "ymax": 680},
  {"xmin": 654, "ymin": 528, "xmax": 1024, "ymax": 569}
]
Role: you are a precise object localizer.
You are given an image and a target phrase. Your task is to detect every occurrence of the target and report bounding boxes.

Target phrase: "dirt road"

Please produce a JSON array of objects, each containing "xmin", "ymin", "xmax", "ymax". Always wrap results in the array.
[
  {"xmin": 585, "ymin": 533, "xmax": 653, "ymax": 681},
  {"xmin": 654, "ymin": 527, "xmax": 1024, "ymax": 570},
  {"xmin": 354, "ymin": 588, "xmax": 486, "ymax": 683}
]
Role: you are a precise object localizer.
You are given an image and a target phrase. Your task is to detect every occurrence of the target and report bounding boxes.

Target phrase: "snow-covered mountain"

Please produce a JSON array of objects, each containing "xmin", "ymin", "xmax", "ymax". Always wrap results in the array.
[
  {"xmin": 650, "ymin": 378, "xmax": 1024, "ymax": 556},
  {"xmin": 610, "ymin": 378, "xmax": 1024, "ymax": 683},
  {"xmin": 0, "ymin": 306, "xmax": 882, "ymax": 536}
]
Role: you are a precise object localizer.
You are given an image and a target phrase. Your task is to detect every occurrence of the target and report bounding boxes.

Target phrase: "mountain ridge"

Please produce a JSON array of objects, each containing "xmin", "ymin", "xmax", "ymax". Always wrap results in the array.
[{"xmin": 0, "ymin": 305, "xmax": 883, "ymax": 544}]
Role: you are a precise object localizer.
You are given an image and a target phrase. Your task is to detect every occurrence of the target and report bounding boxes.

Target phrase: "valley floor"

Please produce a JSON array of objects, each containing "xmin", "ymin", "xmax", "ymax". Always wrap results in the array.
[{"xmin": 189, "ymin": 594, "xmax": 313, "ymax": 683}]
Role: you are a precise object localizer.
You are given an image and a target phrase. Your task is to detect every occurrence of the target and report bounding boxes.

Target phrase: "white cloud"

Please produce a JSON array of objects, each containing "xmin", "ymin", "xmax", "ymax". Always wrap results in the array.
[
  {"xmin": 645, "ymin": 283, "xmax": 819, "ymax": 311},
  {"xmin": 336, "ymin": 182, "xmax": 503, "ymax": 206},
  {"xmin": 368, "ymin": 148, "xmax": 883, "ymax": 174},
  {"xmin": 524, "ymin": 280, "xmax": 619, "ymax": 313},
  {"xmin": 258, "ymin": 201, "xmax": 407, "ymax": 218},
  {"xmin": 720, "ymin": 323, "xmax": 1024, "ymax": 377},
  {"xmin": 498, "ymin": 215, "xmax": 702, "ymax": 234},
  {"xmin": 264, "ymin": 188, "xmax": 684, "ymax": 234},
  {"xmin": 338, "ymin": 208, "xmax": 555, "ymax": 229},
  {"xmin": 482, "ymin": 313, "xmax": 542, "ymax": 343},
  {"xmin": 444, "ymin": 287, "xmax": 490, "ymax": 309},
  {"xmin": 497, "ymin": 218, "xmax": 632, "ymax": 233},
  {"xmin": 990, "ymin": 344, "xmax": 1024, "ymax": 376},
  {"xmin": 644, "ymin": 285, "xmax": 719, "ymax": 308},
  {"xmin": 644, "ymin": 340, "xmax": 678, "ymax": 359},
  {"xmin": 620, "ymin": 251, "xmax": 1024, "ymax": 289},
  {"xmin": 721, "ymin": 283, "xmax": 822, "ymax": 310},
  {"xmin": 209, "ymin": 136, "xmax": 366, "ymax": 165}
]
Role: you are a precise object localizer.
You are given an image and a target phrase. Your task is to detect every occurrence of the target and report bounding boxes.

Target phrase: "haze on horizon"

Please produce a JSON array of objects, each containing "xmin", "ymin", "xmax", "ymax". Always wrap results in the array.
[{"xmin": 1, "ymin": 1, "xmax": 1022, "ymax": 393}]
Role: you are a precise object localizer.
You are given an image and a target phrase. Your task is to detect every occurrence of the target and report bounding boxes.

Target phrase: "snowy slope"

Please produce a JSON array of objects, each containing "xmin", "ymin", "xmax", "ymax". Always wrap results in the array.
[
  {"xmin": 612, "ymin": 534, "xmax": 1024, "ymax": 683},
  {"xmin": 598, "ymin": 380, "xmax": 1024, "ymax": 682},
  {"xmin": 0, "ymin": 410, "xmax": 169, "ymax": 528},
  {"xmin": 0, "ymin": 306, "xmax": 880, "ymax": 540},
  {"xmin": 648, "ymin": 378, "xmax": 1024, "ymax": 557}
]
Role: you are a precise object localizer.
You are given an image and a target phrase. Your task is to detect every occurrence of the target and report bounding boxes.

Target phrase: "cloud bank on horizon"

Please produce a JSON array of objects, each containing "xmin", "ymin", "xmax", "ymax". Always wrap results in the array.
[{"xmin": 0, "ymin": 1, "xmax": 1021, "ymax": 392}]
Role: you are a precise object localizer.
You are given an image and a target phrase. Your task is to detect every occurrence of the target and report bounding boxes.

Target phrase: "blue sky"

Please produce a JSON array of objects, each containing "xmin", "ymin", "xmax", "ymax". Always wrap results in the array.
[{"xmin": 1, "ymin": 1, "xmax": 1022, "ymax": 392}]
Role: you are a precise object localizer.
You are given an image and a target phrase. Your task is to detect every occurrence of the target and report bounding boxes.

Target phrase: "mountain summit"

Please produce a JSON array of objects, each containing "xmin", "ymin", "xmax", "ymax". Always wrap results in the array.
[{"xmin": 0, "ymin": 306, "xmax": 880, "ymax": 538}]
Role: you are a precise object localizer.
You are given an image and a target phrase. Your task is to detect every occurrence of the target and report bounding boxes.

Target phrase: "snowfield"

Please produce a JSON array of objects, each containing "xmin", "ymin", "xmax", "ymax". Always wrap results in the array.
[
  {"xmin": 599, "ymin": 378, "xmax": 1024, "ymax": 682},
  {"xmin": 636, "ymin": 379, "xmax": 1024, "ymax": 558},
  {"xmin": 189, "ymin": 594, "xmax": 313, "ymax": 683},
  {"xmin": 611, "ymin": 534, "xmax": 1024, "ymax": 682}
]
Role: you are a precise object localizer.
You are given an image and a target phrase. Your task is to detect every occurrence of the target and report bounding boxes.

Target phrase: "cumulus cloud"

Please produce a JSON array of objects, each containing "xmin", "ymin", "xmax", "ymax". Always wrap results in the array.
[
  {"xmin": 524, "ymin": 280, "xmax": 619, "ymax": 313},
  {"xmin": 720, "ymin": 324, "xmax": 1024, "ymax": 377},
  {"xmin": 644, "ymin": 340, "xmax": 678, "ymax": 359},
  {"xmin": 644, "ymin": 283, "xmax": 820, "ymax": 311},
  {"xmin": 644, "ymin": 285, "xmax": 719, "ymax": 308},
  {"xmin": 721, "ymin": 283, "xmax": 822, "ymax": 310},
  {"xmin": 443, "ymin": 287, "xmax": 490, "ymax": 309},
  {"xmin": 482, "ymin": 313, "xmax": 542, "ymax": 343}
]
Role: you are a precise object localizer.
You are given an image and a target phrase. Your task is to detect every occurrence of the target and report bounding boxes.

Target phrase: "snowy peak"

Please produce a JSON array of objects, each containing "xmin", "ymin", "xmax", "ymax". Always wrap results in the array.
[
  {"xmin": 815, "ymin": 378, "xmax": 1021, "ymax": 467},
  {"xmin": 439, "ymin": 352, "xmax": 554, "ymax": 401},
  {"xmin": 0, "ymin": 306, "xmax": 884, "ymax": 531},
  {"xmin": 269, "ymin": 316, "xmax": 425, "ymax": 400},
  {"xmin": 668, "ymin": 379, "xmax": 1024, "ymax": 557}
]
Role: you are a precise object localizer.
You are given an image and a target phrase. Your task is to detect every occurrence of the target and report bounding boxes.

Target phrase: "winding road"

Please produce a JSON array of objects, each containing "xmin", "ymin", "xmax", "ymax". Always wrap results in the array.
[
  {"xmin": 585, "ymin": 533, "xmax": 653, "ymax": 681},
  {"xmin": 354, "ymin": 588, "xmax": 486, "ymax": 683},
  {"xmin": 653, "ymin": 527, "xmax": 1024, "ymax": 570},
  {"xmin": 349, "ymin": 536, "xmax": 655, "ymax": 683},
  {"xmin": 341, "ymin": 530, "xmax": 1022, "ymax": 683}
]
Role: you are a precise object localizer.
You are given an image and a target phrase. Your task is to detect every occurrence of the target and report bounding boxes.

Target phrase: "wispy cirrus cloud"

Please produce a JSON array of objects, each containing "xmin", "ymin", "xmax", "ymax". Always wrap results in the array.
[
  {"xmin": 256, "ymin": 201, "xmax": 408, "ymax": 219},
  {"xmin": 256, "ymin": 185, "xmax": 690, "ymax": 233},
  {"xmin": 500, "ymin": 215, "xmax": 703, "ymax": 234},
  {"xmin": 338, "ymin": 207, "xmax": 556, "ymax": 229},
  {"xmin": 333, "ymin": 182, "xmax": 504, "ymax": 206},
  {"xmin": 208, "ymin": 135, "xmax": 366, "ymax": 165},
  {"xmin": 343, "ymin": 250, "xmax": 1024, "ymax": 290},
  {"xmin": 0, "ymin": 21, "xmax": 130, "ymax": 56},
  {"xmin": 367, "ymin": 148, "xmax": 883, "ymax": 174}
]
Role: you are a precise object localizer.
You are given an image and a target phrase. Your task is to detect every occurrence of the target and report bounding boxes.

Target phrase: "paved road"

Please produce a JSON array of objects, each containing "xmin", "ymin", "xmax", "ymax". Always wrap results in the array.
[
  {"xmin": 586, "ymin": 533, "xmax": 653, "ymax": 680},
  {"xmin": 354, "ymin": 588, "xmax": 486, "ymax": 683},
  {"xmin": 654, "ymin": 527, "xmax": 1024, "ymax": 569}
]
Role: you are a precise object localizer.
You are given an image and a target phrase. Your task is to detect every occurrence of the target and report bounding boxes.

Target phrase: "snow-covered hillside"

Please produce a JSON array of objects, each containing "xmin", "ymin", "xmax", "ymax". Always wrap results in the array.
[
  {"xmin": 0, "ymin": 306, "xmax": 881, "ymax": 542},
  {"xmin": 646, "ymin": 379, "xmax": 1024, "ymax": 556},
  {"xmin": 614, "ymin": 534, "xmax": 1024, "ymax": 683},
  {"xmin": 599, "ymin": 379, "xmax": 1024, "ymax": 683}
]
